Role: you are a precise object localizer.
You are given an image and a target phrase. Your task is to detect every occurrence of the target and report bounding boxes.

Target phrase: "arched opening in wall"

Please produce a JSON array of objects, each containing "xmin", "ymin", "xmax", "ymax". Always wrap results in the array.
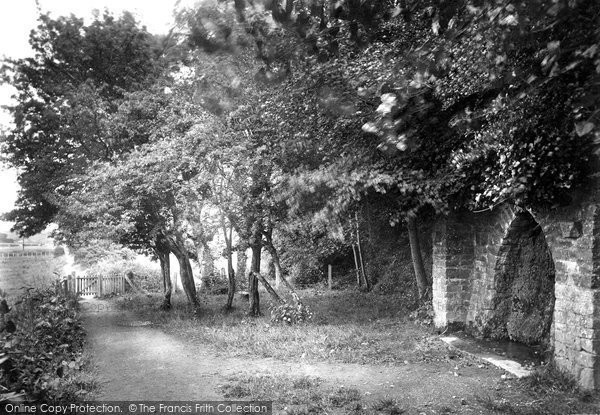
[{"xmin": 484, "ymin": 211, "xmax": 555, "ymax": 347}]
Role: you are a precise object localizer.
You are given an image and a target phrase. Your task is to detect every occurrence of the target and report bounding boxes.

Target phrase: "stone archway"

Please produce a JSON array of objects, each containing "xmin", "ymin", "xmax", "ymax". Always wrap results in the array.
[{"xmin": 484, "ymin": 211, "xmax": 555, "ymax": 347}]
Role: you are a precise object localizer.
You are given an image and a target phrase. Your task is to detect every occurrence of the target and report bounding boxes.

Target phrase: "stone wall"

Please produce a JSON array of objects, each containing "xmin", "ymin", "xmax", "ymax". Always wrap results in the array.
[
  {"xmin": 432, "ymin": 199, "xmax": 600, "ymax": 389},
  {"xmin": 432, "ymin": 215, "xmax": 475, "ymax": 327}
]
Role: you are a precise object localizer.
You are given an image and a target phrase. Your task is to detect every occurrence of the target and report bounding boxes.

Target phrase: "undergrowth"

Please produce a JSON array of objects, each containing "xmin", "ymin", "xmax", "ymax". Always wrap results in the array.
[{"xmin": 0, "ymin": 285, "xmax": 95, "ymax": 403}]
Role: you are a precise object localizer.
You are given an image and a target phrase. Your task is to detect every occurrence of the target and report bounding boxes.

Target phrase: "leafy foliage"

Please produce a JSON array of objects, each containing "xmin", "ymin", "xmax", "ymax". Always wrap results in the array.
[
  {"xmin": 270, "ymin": 300, "xmax": 314, "ymax": 324},
  {"xmin": 4, "ymin": 0, "xmax": 600, "ymax": 310},
  {"xmin": 0, "ymin": 285, "xmax": 91, "ymax": 403},
  {"xmin": 1, "ymin": 11, "xmax": 163, "ymax": 236}
]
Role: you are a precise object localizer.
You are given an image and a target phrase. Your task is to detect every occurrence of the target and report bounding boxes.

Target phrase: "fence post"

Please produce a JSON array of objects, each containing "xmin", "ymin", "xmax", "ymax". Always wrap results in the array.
[
  {"xmin": 328, "ymin": 264, "xmax": 333, "ymax": 290},
  {"xmin": 97, "ymin": 275, "xmax": 103, "ymax": 297},
  {"xmin": 62, "ymin": 277, "xmax": 68, "ymax": 296}
]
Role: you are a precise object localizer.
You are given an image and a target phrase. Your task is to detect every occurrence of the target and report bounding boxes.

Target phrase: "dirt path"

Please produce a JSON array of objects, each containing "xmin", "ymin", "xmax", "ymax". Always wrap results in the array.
[{"xmin": 82, "ymin": 298, "xmax": 508, "ymax": 411}]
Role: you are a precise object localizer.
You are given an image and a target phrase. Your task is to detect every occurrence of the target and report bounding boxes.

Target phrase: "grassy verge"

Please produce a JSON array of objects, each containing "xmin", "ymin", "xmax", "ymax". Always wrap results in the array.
[
  {"xmin": 476, "ymin": 363, "xmax": 599, "ymax": 415},
  {"xmin": 0, "ymin": 285, "xmax": 97, "ymax": 403},
  {"xmin": 220, "ymin": 373, "xmax": 404, "ymax": 415},
  {"xmin": 115, "ymin": 289, "xmax": 600, "ymax": 414},
  {"xmin": 114, "ymin": 289, "xmax": 456, "ymax": 366}
]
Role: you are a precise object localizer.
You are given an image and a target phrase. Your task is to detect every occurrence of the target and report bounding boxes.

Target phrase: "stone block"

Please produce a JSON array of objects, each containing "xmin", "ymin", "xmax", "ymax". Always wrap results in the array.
[
  {"xmin": 580, "ymin": 338, "xmax": 600, "ymax": 354},
  {"xmin": 579, "ymin": 328, "xmax": 599, "ymax": 339},
  {"xmin": 579, "ymin": 368, "xmax": 597, "ymax": 390},
  {"xmin": 576, "ymin": 351, "xmax": 597, "ymax": 368}
]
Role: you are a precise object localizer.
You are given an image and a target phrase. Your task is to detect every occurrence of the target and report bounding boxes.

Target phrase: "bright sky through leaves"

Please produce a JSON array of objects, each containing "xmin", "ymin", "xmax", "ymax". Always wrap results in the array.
[{"xmin": 0, "ymin": 0, "xmax": 181, "ymax": 214}]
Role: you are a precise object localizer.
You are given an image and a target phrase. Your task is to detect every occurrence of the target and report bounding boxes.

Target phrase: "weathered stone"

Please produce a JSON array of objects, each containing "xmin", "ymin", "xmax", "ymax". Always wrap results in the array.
[
  {"xmin": 581, "ymin": 338, "xmax": 600, "ymax": 354},
  {"xmin": 432, "ymin": 203, "xmax": 600, "ymax": 389},
  {"xmin": 579, "ymin": 368, "xmax": 597, "ymax": 390}
]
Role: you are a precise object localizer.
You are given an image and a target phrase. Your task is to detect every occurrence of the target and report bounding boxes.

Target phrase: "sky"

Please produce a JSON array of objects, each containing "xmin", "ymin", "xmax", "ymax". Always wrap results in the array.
[{"xmin": 0, "ymin": 0, "xmax": 184, "ymax": 216}]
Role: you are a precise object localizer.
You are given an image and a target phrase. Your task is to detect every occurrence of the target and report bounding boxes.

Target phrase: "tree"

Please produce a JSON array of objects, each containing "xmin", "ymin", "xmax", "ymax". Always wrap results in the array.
[
  {"xmin": 218, "ymin": 0, "xmax": 600, "ymax": 300},
  {"xmin": 1, "ymin": 11, "xmax": 162, "ymax": 236},
  {"xmin": 56, "ymin": 82, "xmax": 219, "ymax": 314}
]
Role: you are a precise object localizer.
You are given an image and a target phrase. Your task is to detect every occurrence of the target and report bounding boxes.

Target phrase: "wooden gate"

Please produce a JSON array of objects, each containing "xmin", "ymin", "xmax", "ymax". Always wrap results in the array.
[{"xmin": 65, "ymin": 274, "xmax": 126, "ymax": 296}]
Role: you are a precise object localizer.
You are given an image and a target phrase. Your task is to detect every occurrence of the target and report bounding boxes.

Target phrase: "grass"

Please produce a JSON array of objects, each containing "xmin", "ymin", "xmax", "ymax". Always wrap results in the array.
[
  {"xmin": 114, "ymin": 289, "xmax": 600, "ymax": 414},
  {"xmin": 220, "ymin": 373, "xmax": 404, "ymax": 415},
  {"xmin": 114, "ymin": 289, "xmax": 454, "ymax": 366},
  {"xmin": 476, "ymin": 363, "xmax": 600, "ymax": 415}
]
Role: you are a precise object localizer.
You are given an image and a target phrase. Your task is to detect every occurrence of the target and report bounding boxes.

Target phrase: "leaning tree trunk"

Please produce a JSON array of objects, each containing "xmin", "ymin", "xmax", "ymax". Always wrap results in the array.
[
  {"xmin": 263, "ymin": 236, "xmax": 304, "ymax": 304},
  {"xmin": 355, "ymin": 211, "xmax": 371, "ymax": 290},
  {"xmin": 352, "ymin": 244, "xmax": 362, "ymax": 287},
  {"xmin": 407, "ymin": 213, "xmax": 430, "ymax": 300},
  {"xmin": 255, "ymin": 272, "xmax": 285, "ymax": 304},
  {"xmin": 263, "ymin": 231, "xmax": 283, "ymax": 289},
  {"xmin": 248, "ymin": 224, "xmax": 262, "ymax": 316},
  {"xmin": 169, "ymin": 236, "xmax": 201, "ymax": 316}
]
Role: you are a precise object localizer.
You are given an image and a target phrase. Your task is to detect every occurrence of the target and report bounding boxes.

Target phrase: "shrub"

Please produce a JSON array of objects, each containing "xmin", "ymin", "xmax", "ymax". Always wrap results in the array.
[
  {"xmin": 200, "ymin": 273, "xmax": 229, "ymax": 295},
  {"xmin": 270, "ymin": 301, "xmax": 314, "ymax": 325},
  {"xmin": 289, "ymin": 263, "xmax": 324, "ymax": 288},
  {"xmin": 0, "ymin": 283, "xmax": 91, "ymax": 403},
  {"xmin": 409, "ymin": 301, "xmax": 434, "ymax": 326}
]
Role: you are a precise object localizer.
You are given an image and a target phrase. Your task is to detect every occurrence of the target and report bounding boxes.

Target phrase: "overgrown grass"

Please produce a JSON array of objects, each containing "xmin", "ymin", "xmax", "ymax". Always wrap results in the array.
[
  {"xmin": 475, "ymin": 363, "xmax": 600, "ymax": 415},
  {"xmin": 114, "ymin": 289, "xmax": 454, "ymax": 365},
  {"xmin": 220, "ymin": 373, "xmax": 403, "ymax": 415}
]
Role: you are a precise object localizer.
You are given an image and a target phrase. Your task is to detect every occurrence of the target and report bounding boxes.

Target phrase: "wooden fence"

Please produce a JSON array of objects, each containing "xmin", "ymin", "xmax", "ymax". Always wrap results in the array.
[{"xmin": 64, "ymin": 274, "xmax": 126, "ymax": 296}]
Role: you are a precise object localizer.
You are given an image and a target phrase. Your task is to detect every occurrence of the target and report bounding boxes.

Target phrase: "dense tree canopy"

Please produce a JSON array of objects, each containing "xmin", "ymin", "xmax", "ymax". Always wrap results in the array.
[
  {"xmin": 1, "ymin": 11, "xmax": 163, "ymax": 235},
  {"xmin": 2, "ymin": 0, "xmax": 599, "ymax": 308}
]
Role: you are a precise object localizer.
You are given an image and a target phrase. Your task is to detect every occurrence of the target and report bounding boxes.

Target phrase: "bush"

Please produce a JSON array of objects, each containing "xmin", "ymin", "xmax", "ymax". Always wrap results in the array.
[
  {"xmin": 0, "ymin": 284, "xmax": 91, "ymax": 403},
  {"xmin": 289, "ymin": 263, "xmax": 324, "ymax": 288},
  {"xmin": 270, "ymin": 301, "xmax": 314, "ymax": 325},
  {"xmin": 200, "ymin": 273, "xmax": 229, "ymax": 295}
]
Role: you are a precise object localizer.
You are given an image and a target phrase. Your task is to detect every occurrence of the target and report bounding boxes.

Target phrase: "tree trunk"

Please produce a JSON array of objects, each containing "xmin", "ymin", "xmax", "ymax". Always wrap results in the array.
[
  {"xmin": 169, "ymin": 235, "xmax": 201, "ymax": 315},
  {"xmin": 352, "ymin": 244, "xmax": 361, "ymax": 286},
  {"xmin": 407, "ymin": 213, "xmax": 430, "ymax": 300},
  {"xmin": 155, "ymin": 234, "xmax": 172, "ymax": 310},
  {"xmin": 263, "ymin": 233, "xmax": 283, "ymax": 290},
  {"xmin": 355, "ymin": 212, "xmax": 371, "ymax": 290},
  {"xmin": 221, "ymin": 215, "xmax": 236, "ymax": 310},
  {"xmin": 248, "ymin": 224, "xmax": 262, "ymax": 316},
  {"xmin": 263, "ymin": 238, "xmax": 303, "ymax": 304},
  {"xmin": 255, "ymin": 272, "xmax": 285, "ymax": 304},
  {"xmin": 157, "ymin": 248, "xmax": 172, "ymax": 310},
  {"xmin": 276, "ymin": 270, "xmax": 301, "ymax": 302},
  {"xmin": 178, "ymin": 252, "xmax": 200, "ymax": 315},
  {"xmin": 237, "ymin": 248, "xmax": 247, "ymax": 288}
]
